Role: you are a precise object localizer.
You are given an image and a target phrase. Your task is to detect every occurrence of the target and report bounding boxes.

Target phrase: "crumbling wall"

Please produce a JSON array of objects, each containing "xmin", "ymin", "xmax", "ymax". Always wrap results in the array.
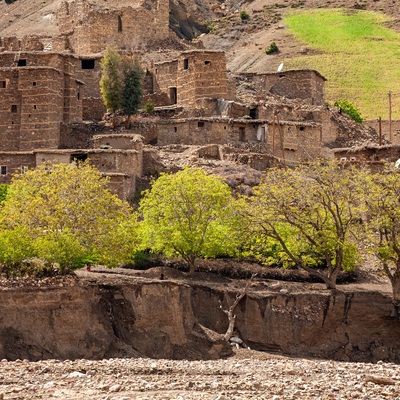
[
  {"xmin": 57, "ymin": 0, "xmax": 170, "ymax": 55},
  {"xmin": 252, "ymin": 70, "xmax": 326, "ymax": 106}
]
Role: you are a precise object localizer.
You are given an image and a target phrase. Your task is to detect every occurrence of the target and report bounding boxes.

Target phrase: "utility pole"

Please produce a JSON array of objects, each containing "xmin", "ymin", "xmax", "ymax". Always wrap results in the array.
[{"xmin": 389, "ymin": 91, "xmax": 392, "ymax": 142}]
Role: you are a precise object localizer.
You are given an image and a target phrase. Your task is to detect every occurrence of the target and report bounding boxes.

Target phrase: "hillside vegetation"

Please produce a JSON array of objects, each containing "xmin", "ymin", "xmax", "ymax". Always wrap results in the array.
[{"xmin": 284, "ymin": 9, "xmax": 400, "ymax": 120}]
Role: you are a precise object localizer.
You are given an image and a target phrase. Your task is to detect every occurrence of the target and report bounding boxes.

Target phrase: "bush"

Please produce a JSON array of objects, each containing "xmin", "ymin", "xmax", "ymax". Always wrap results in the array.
[
  {"xmin": 265, "ymin": 42, "xmax": 279, "ymax": 55},
  {"xmin": 143, "ymin": 99, "xmax": 155, "ymax": 114},
  {"xmin": 334, "ymin": 99, "xmax": 363, "ymax": 123},
  {"xmin": 240, "ymin": 10, "xmax": 249, "ymax": 21},
  {"xmin": 0, "ymin": 184, "xmax": 8, "ymax": 206}
]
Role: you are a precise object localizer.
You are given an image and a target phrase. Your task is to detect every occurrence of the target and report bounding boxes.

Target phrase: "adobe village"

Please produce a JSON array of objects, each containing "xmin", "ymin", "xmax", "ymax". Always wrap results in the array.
[
  {"xmin": 2, "ymin": 0, "xmax": 400, "ymax": 200},
  {"xmin": 1, "ymin": 0, "xmax": 400, "ymax": 399}
]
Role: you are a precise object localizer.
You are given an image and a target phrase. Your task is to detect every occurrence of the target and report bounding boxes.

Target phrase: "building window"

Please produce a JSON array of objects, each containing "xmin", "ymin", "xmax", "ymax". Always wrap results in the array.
[
  {"xmin": 198, "ymin": 121, "xmax": 205, "ymax": 128},
  {"xmin": 11, "ymin": 105, "xmax": 17, "ymax": 113},
  {"xmin": 183, "ymin": 58, "xmax": 189, "ymax": 70},
  {"xmin": 32, "ymin": 82, "xmax": 37, "ymax": 86},
  {"xmin": 249, "ymin": 108, "xmax": 257, "ymax": 119},
  {"xmin": 34, "ymin": 105, "xmax": 37, "ymax": 110},
  {"xmin": 205, "ymin": 60, "xmax": 211, "ymax": 66},
  {"xmin": 299, "ymin": 126, "xmax": 305, "ymax": 131},
  {"xmin": 174, "ymin": 127, "xmax": 177, "ymax": 133},
  {"xmin": 21, "ymin": 166, "xmax": 28, "ymax": 174},
  {"xmin": 118, "ymin": 15, "xmax": 123, "ymax": 32},
  {"xmin": 239, "ymin": 127, "xmax": 245, "ymax": 142},
  {"xmin": 71, "ymin": 153, "xmax": 88, "ymax": 162},
  {"xmin": 1, "ymin": 166, "xmax": 6, "ymax": 175},
  {"xmin": 0, "ymin": 81, "xmax": 7, "ymax": 88},
  {"xmin": 17, "ymin": 59, "xmax": 27, "ymax": 67},
  {"xmin": 81, "ymin": 59, "xmax": 95, "ymax": 69},
  {"xmin": 77, "ymin": 92, "xmax": 80, "ymax": 100}
]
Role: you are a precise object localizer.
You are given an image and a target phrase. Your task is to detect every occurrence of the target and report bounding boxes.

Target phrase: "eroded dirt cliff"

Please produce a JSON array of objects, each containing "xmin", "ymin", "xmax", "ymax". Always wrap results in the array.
[{"xmin": 0, "ymin": 267, "xmax": 398, "ymax": 364}]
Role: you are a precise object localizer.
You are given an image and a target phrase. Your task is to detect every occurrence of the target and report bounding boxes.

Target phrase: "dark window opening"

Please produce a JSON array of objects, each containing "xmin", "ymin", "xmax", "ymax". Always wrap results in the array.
[
  {"xmin": 239, "ymin": 127, "xmax": 245, "ymax": 142},
  {"xmin": 0, "ymin": 81, "xmax": 6, "ymax": 88},
  {"xmin": 81, "ymin": 59, "xmax": 95, "ymax": 69},
  {"xmin": 11, "ymin": 105, "xmax": 17, "ymax": 113},
  {"xmin": 183, "ymin": 58, "xmax": 189, "ymax": 70},
  {"xmin": 279, "ymin": 74, "xmax": 285, "ymax": 79},
  {"xmin": 174, "ymin": 127, "xmax": 177, "ymax": 133},
  {"xmin": 1, "ymin": 166, "xmax": 6, "ymax": 175},
  {"xmin": 224, "ymin": 126, "xmax": 227, "ymax": 130},
  {"xmin": 34, "ymin": 105, "xmax": 37, "ymax": 110},
  {"xmin": 299, "ymin": 126, "xmax": 305, "ymax": 131},
  {"xmin": 32, "ymin": 82, "xmax": 37, "ymax": 86},
  {"xmin": 17, "ymin": 59, "xmax": 27, "ymax": 67},
  {"xmin": 77, "ymin": 92, "xmax": 80, "ymax": 100},
  {"xmin": 249, "ymin": 108, "xmax": 258, "ymax": 119},
  {"xmin": 70, "ymin": 153, "xmax": 88, "ymax": 162},
  {"xmin": 198, "ymin": 121, "xmax": 205, "ymax": 128},
  {"xmin": 118, "ymin": 15, "xmax": 122, "ymax": 32},
  {"xmin": 169, "ymin": 87, "xmax": 177, "ymax": 105},
  {"xmin": 205, "ymin": 60, "xmax": 211, "ymax": 65}
]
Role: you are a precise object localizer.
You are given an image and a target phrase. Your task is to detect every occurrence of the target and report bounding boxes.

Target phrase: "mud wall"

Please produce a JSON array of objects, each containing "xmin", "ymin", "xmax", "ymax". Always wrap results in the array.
[{"xmin": 0, "ymin": 280, "xmax": 398, "ymax": 363}]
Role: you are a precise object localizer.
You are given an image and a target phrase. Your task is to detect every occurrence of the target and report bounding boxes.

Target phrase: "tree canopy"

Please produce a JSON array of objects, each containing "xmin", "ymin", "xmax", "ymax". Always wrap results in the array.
[
  {"xmin": 242, "ymin": 162, "xmax": 366, "ymax": 289},
  {"xmin": 139, "ymin": 168, "xmax": 239, "ymax": 272},
  {"xmin": 364, "ymin": 166, "xmax": 400, "ymax": 307},
  {"xmin": 100, "ymin": 47, "xmax": 144, "ymax": 116},
  {"xmin": 0, "ymin": 162, "xmax": 138, "ymax": 274}
]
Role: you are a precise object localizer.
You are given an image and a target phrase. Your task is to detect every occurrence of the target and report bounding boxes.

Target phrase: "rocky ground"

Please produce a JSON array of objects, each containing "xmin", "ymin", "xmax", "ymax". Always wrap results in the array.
[{"xmin": 1, "ymin": 349, "xmax": 400, "ymax": 399}]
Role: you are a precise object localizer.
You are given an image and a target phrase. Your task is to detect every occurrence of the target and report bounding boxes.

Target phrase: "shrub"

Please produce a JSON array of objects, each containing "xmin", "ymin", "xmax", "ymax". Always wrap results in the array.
[
  {"xmin": 334, "ymin": 99, "xmax": 363, "ymax": 123},
  {"xmin": 240, "ymin": 10, "xmax": 249, "ymax": 21},
  {"xmin": 265, "ymin": 42, "xmax": 279, "ymax": 55},
  {"xmin": 143, "ymin": 99, "xmax": 155, "ymax": 114}
]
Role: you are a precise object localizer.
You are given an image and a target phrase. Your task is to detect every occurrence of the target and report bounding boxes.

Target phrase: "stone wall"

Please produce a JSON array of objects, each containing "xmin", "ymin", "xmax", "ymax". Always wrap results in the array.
[
  {"xmin": 0, "ymin": 53, "xmax": 83, "ymax": 151},
  {"xmin": 57, "ymin": 0, "xmax": 169, "ymax": 55},
  {"xmin": 0, "ymin": 152, "xmax": 35, "ymax": 184},
  {"xmin": 247, "ymin": 70, "xmax": 326, "ymax": 106},
  {"xmin": 154, "ymin": 51, "xmax": 229, "ymax": 107}
]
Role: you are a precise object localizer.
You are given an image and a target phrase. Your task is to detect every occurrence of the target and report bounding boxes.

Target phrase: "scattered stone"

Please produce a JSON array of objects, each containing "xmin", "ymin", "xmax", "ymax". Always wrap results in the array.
[{"xmin": 365, "ymin": 375, "xmax": 396, "ymax": 385}]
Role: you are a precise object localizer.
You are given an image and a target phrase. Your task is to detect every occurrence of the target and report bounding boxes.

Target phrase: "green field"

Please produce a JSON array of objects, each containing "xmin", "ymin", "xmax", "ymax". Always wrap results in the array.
[{"xmin": 284, "ymin": 9, "xmax": 400, "ymax": 120}]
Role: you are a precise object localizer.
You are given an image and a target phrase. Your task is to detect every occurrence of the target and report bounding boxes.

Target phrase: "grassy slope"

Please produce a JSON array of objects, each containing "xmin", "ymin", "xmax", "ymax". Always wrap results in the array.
[{"xmin": 284, "ymin": 9, "xmax": 400, "ymax": 120}]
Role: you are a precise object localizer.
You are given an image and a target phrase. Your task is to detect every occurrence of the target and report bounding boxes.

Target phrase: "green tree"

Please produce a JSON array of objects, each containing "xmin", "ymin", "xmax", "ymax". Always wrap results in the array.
[
  {"xmin": 100, "ymin": 47, "xmax": 123, "ymax": 113},
  {"xmin": 0, "ymin": 184, "xmax": 8, "ymax": 206},
  {"xmin": 139, "ymin": 168, "xmax": 238, "ymax": 273},
  {"xmin": 122, "ymin": 58, "xmax": 144, "ymax": 117},
  {"xmin": 0, "ymin": 162, "xmax": 137, "ymax": 273},
  {"xmin": 334, "ymin": 99, "xmax": 363, "ymax": 123},
  {"xmin": 243, "ymin": 162, "xmax": 365, "ymax": 289},
  {"xmin": 364, "ymin": 166, "xmax": 400, "ymax": 308}
]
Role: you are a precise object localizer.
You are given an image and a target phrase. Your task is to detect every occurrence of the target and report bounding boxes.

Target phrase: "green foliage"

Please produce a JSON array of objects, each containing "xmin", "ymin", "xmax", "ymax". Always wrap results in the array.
[
  {"xmin": 239, "ymin": 10, "xmax": 249, "ymax": 21},
  {"xmin": 265, "ymin": 42, "xmax": 279, "ymax": 55},
  {"xmin": 122, "ymin": 59, "xmax": 144, "ymax": 116},
  {"xmin": 139, "ymin": 168, "xmax": 239, "ymax": 272},
  {"xmin": 0, "ymin": 184, "xmax": 8, "ymax": 206},
  {"xmin": 0, "ymin": 162, "xmax": 137, "ymax": 274},
  {"xmin": 100, "ymin": 47, "xmax": 123, "ymax": 113},
  {"xmin": 143, "ymin": 99, "xmax": 155, "ymax": 114},
  {"xmin": 0, "ymin": 228, "xmax": 35, "ymax": 276},
  {"xmin": 364, "ymin": 166, "xmax": 400, "ymax": 302},
  {"xmin": 100, "ymin": 48, "xmax": 144, "ymax": 117},
  {"xmin": 285, "ymin": 9, "xmax": 400, "ymax": 119},
  {"xmin": 242, "ymin": 161, "xmax": 365, "ymax": 288},
  {"xmin": 334, "ymin": 99, "xmax": 363, "ymax": 123}
]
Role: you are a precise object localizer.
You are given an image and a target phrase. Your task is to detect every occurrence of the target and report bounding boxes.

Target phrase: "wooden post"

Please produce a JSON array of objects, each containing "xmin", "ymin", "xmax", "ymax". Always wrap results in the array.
[
  {"xmin": 271, "ymin": 112, "xmax": 276, "ymax": 156},
  {"xmin": 275, "ymin": 112, "xmax": 286, "ymax": 168},
  {"xmin": 378, "ymin": 117, "xmax": 382, "ymax": 146},
  {"xmin": 389, "ymin": 91, "xmax": 392, "ymax": 142}
]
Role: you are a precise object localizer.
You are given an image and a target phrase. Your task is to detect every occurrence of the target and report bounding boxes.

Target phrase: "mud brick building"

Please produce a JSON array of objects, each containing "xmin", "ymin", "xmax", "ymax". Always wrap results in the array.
[{"xmin": 0, "ymin": 52, "xmax": 83, "ymax": 152}]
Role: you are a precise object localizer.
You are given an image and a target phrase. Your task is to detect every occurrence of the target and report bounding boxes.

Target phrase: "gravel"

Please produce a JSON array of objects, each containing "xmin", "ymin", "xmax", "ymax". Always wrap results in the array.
[{"xmin": 1, "ymin": 349, "xmax": 400, "ymax": 399}]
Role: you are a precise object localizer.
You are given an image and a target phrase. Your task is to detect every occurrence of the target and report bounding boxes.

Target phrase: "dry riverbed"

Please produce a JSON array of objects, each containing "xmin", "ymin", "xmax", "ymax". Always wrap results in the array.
[{"xmin": 1, "ymin": 349, "xmax": 400, "ymax": 399}]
